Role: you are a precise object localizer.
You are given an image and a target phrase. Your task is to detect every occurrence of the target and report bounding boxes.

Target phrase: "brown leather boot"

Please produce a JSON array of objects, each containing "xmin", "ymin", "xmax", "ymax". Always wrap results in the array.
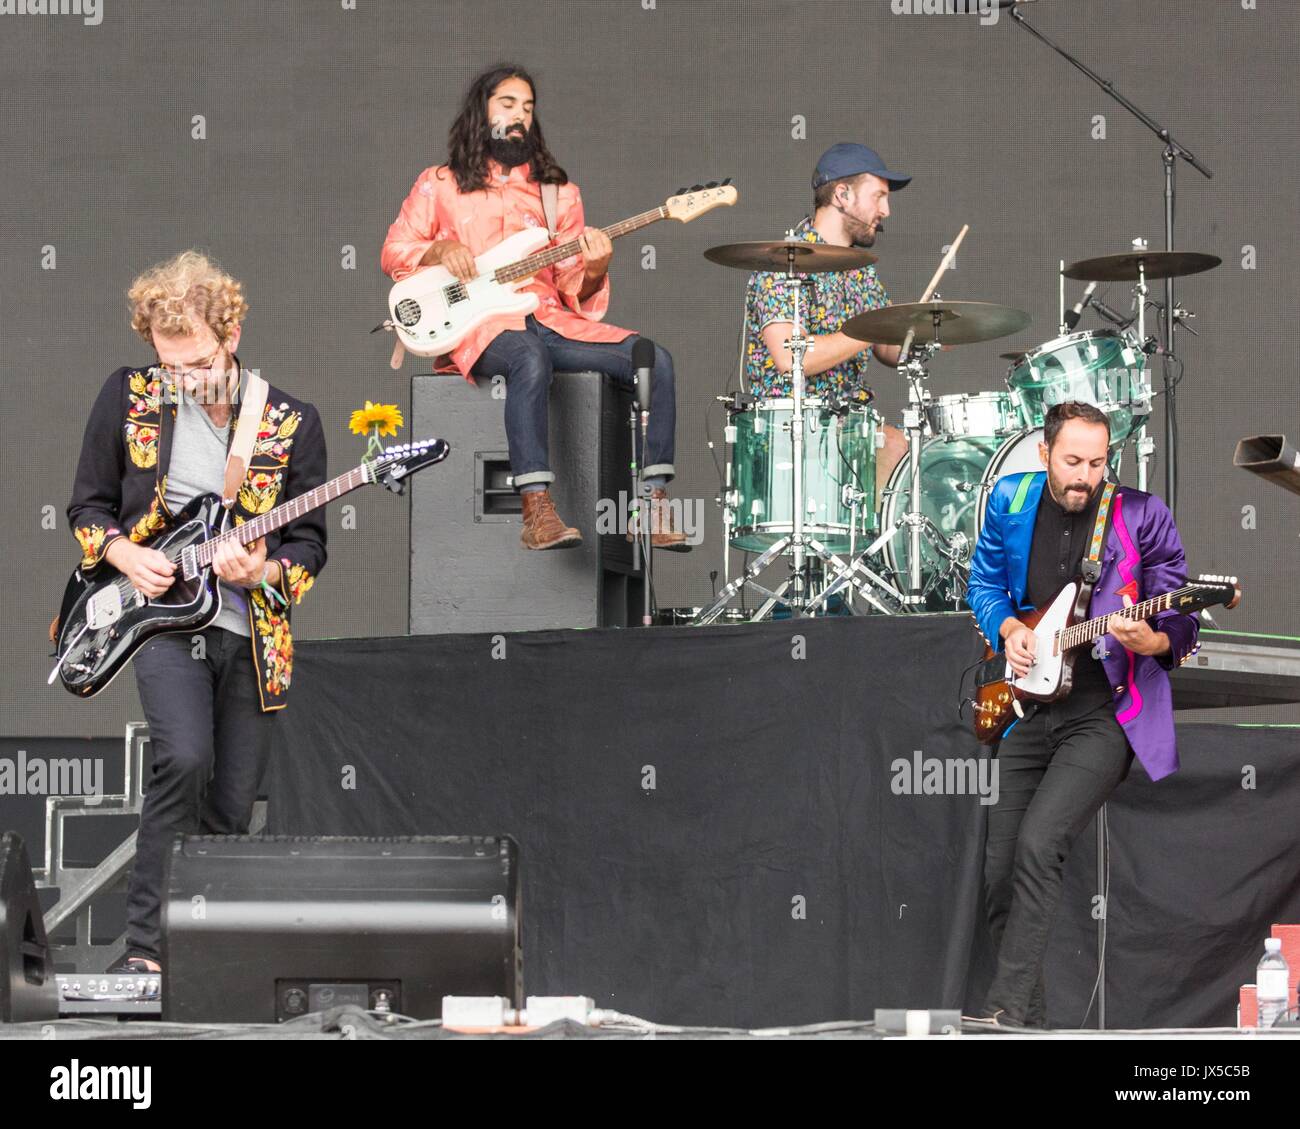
[
  {"xmin": 520, "ymin": 489, "xmax": 582, "ymax": 550},
  {"xmin": 627, "ymin": 488, "xmax": 691, "ymax": 552}
]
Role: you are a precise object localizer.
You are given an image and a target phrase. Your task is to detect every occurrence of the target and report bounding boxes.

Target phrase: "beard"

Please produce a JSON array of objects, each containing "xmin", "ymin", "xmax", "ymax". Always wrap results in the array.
[
  {"xmin": 1049, "ymin": 471, "xmax": 1098, "ymax": 513},
  {"xmin": 844, "ymin": 215, "xmax": 878, "ymax": 248},
  {"xmin": 486, "ymin": 125, "xmax": 535, "ymax": 169}
]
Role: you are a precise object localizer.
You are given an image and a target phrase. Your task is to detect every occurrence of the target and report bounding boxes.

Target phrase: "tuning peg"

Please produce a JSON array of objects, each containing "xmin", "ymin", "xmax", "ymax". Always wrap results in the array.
[
  {"xmin": 1230, "ymin": 576, "xmax": 1238, "ymax": 584},
  {"xmin": 674, "ymin": 186, "xmax": 686, "ymax": 196},
  {"xmin": 722, "ymin": 176, "xmax": 732, "ymax": 186},
  {"xmin": 705, "ymin": 181, "xmax": 718, "ymax": 189}
]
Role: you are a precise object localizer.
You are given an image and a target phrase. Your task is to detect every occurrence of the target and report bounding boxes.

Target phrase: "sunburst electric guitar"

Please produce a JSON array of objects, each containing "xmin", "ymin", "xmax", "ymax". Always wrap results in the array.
[
  {"xmin": 971, "ymin": 573, "xmax": 1241, "ymax": 743},
  {"xmin": 51, "ymin": 439, "xmax": 449, "ymax": 699},
  {"xmin": 385, "ymin": 181, "xmax": 738, "ymax": 358}
]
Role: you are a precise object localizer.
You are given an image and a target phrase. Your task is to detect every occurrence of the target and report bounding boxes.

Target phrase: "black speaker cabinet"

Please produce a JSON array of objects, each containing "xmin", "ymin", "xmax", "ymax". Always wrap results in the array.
[
  {"xmin": 409, "ymin": 371, "xmax": 644, "ymax": 634},
  {"xmin": 0, "ymin": 831, "xmax": 57, "ymax": 1023},
  {"xmin": 161, "ymin": 835, "xmax": 520, "ymax": 1023}
]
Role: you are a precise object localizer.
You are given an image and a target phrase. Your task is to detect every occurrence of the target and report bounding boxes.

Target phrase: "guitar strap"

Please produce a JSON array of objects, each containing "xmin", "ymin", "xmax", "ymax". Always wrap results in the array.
[
  {"xmin": 1081, "ymin": 481, "xmax": 1117, "ymax": 585},
  {"xmin": 541, "ymin": 182, "xmax": 559, "ymax": 240},
  {"xmin": 223, "ymin": 368, "xmax": 269, "ymax": 511}
]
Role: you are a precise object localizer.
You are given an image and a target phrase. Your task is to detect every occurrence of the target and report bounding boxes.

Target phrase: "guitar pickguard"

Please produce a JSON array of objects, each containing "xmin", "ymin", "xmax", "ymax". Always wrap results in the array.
[{"xmin": 1008, "ymin": 582, "xmax": 1078, "ymax": 700}]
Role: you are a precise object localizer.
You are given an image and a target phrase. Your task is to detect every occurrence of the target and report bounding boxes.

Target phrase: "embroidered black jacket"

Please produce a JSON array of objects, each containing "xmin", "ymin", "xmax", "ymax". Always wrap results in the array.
[{"xmin": 66, "ymin": 363, "xmax": 328, "ymax": 711}]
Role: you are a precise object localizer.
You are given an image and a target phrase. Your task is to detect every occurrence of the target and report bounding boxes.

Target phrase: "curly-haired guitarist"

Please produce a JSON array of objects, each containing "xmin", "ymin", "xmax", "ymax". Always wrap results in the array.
[{"xmin": 66, "ymin": 251, "xmax": 327, "ymax": 975}]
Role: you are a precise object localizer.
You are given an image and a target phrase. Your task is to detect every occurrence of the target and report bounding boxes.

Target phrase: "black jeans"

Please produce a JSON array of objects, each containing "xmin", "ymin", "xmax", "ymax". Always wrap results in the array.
[
  {"xmin": 127, "ymin": 626, "xmax": 277, "ymax": 959},
  {"xmin": 983, "ymin": 689, "xmax": 1133, "ymax": 1026},
  {"xmin": 471, "ymin": 316, "xmax": 676, "ymax": 488}
]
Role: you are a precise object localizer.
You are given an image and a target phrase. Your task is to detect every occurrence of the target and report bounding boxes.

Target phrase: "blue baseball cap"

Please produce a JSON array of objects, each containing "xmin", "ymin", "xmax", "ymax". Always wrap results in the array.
[{"xmin": 812, "ymin": 143, "xmax": 911, "ymax": 192}]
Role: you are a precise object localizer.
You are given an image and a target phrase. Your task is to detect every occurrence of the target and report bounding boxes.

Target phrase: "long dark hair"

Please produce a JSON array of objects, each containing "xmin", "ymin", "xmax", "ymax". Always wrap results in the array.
[{"xmin": 444, "ymin": 64, "xmax": 568, "ymax": 193}]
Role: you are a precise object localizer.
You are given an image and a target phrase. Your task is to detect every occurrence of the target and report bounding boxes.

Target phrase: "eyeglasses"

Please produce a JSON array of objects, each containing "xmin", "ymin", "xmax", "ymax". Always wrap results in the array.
[{"xmin": 154, "ymin": 348, "xmax": 224, "ymax": 380}]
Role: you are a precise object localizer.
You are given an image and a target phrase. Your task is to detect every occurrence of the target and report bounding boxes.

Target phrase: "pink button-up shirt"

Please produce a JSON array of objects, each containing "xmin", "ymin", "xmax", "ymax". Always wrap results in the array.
[{"xmin": 381, "ymin": 161, "xmax": 634, "ymax": 380}]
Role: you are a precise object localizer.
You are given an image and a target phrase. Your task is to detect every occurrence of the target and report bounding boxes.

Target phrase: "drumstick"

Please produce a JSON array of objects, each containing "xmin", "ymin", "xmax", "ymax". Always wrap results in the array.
[
  {"xmin": 919, "ymin": 224, "xmax": 969, "ymax": 302},
  {"xmin": 896, "ymin": 224, "xmax": 969, "ymax": 365}
]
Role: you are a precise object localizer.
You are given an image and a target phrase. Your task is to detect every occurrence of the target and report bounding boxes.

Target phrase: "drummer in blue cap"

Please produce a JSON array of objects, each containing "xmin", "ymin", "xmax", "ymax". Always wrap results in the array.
[{"xmin": 742, "ymin": 142, "xmax": 913, "ymax": 495}]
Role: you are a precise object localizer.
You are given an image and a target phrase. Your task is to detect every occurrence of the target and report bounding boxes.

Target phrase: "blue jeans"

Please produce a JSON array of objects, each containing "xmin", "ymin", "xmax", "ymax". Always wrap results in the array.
[{"xmin": 471, "ymin": 317, "xmax": 676, "ymax": 488}]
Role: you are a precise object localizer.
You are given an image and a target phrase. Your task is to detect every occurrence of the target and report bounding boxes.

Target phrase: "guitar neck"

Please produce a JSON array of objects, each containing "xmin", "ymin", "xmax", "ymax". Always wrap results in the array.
[
  {"xmin": 192, "ymin": 464, "xmax": 371, "ymax": 569},
  {"xmin": 493, "ymin": 207, "xmax": 668, "ymax": 285},
  {"xmin": 1057, "ymin": 585, "xmax": 1197, "ymax": 653}
]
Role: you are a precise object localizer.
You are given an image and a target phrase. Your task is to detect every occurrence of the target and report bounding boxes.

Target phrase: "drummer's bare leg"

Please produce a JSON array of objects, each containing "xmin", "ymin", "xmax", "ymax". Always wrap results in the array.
[{"xmin": 876, "ymin": 424, "xmax": 907, "ymax": 509}]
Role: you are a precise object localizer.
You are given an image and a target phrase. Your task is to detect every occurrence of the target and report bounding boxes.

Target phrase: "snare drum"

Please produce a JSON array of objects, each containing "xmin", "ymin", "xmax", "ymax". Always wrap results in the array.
[
  {"xmin": 926, "ymin": 391, "xmax": 1019, "ymax": 441},
  {"xmin": 1006, "ymin": 329, "xmax": 1149, "ymax": 445},
  {"xmin": 730, "ymin": 398, "xmax": 879, "ymax": 555}
]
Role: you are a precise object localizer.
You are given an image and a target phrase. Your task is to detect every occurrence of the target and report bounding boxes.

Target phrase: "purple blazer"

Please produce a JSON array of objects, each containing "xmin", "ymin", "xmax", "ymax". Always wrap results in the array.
[{"xmin": 967, "ymin": 473, "xmax": 1200, "ymax": 781}]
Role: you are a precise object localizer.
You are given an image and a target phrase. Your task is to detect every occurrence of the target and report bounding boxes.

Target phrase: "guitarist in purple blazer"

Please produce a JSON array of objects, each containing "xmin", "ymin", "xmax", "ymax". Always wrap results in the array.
[{"xmin": 965, "ymin": 401, "xmax": 1200, "ymax": 1028}]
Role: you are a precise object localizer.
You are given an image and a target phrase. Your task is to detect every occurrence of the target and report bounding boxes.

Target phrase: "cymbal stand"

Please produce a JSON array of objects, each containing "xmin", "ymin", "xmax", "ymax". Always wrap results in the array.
[
  {"xmin": 1131, "ymin": 243, "xmax": 1153, "ymax": 493},
  {"xmin": 693, "ymin": 246, "xmax": 907, "ymax": 624}
]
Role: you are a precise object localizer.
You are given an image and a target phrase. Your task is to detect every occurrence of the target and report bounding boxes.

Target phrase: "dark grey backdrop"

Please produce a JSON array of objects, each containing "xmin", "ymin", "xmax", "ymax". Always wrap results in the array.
[{"xmin": 4, "ymin": 0, "xmax": 1297, "ymax": 736}]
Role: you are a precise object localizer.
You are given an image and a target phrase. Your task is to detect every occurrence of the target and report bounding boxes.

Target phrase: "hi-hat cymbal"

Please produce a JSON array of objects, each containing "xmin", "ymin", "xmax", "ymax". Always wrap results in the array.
[
  {"xmin": 842, "ymin": 301, "xmax": 1031, "ymax": 347},
  {"xmin": 1063, "ymin": 251, "xmax": 1221, "ymax": 282},
  {"xmin": 704, "ymin": 241, "xmax": 878, "ymax": 273}
]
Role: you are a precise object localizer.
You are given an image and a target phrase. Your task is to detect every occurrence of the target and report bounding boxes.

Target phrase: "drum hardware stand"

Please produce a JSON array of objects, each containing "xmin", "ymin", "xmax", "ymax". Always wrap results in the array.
[
  {"xmin": 887, "ymin": 227, "xmax": 969, "ymax": 606},
  {"xmin": 1007, "ymin": 4, "xmax": 1213, "ymax": 525},
  {"xmin": 694, "ymin": 242, "xmax": 906, "ymax": 624}
]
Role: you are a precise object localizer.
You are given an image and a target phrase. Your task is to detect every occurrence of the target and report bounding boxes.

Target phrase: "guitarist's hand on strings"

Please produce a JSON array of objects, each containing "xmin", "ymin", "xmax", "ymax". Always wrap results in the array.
[
  {"xmin": 1002, "ymin": 622, "xmax": 1038, "ymax": 678},
  {"xmin": 429, "ymin": 240, "xmax": 478, "ymax": 282},
  {"xmin": 213, "ymin": 535, "xmax": 276, "ymax": 590},
  {"xmin": 1106, "ymin": 594, "xmax": 1172, "ymax": 657},
  {"xmin": 578, "ymin": 227, "xmax": 613, "ymax": 280},
  {"xmin": 106, "ymin": 539, "xmax": 175, "ymax": 599}
]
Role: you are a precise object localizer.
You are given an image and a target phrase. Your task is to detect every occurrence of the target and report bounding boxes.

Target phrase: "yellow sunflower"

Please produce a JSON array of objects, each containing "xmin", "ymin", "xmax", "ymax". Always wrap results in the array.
[{"xmin": 348, "ymin": 401, "xmax": 404, "ymax": 437}]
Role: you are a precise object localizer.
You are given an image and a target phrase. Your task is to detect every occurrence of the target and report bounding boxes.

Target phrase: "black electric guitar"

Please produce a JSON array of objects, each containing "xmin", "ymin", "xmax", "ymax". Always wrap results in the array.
[
  {"xmin": 971, "ymin": 573, "xmax": 1241, "ymax": 744},
  {"xmin": 52, "ymin": 438, "xmax": 449, "ymax": 698}
]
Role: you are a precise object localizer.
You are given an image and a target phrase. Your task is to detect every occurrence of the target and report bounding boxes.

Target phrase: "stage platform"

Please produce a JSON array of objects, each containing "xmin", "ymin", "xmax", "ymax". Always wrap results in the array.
[
  {"xmin": 3, "ymin": 1005, "xmax": 1299, "ymax": 1041},
  {"xmin": 262, "ymin": 613, "xmax": 1300, "ymax": 1031}
]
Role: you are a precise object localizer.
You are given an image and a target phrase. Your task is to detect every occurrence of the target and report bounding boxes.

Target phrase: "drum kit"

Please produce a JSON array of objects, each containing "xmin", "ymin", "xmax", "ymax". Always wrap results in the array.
[{"xmin": 690, "ymin": 235, "xmax": 1221, "ymax": 624}]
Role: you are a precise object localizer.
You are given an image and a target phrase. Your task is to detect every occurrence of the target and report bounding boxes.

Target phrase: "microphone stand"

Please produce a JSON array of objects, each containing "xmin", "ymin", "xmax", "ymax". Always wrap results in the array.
[
  {"xmin": 1007, "ymin": 3, "xmax": 1213, "ymax": 521},
  {"xmin": 630, "ymin": 351, "xmax": 654, "ymax": 626}
]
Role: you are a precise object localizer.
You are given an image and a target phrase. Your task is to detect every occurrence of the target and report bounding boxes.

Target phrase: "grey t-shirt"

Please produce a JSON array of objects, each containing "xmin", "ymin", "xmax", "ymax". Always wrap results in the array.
[{"xmin": 163, "ymin": 391, "xmax": 251, "ymax": 637}]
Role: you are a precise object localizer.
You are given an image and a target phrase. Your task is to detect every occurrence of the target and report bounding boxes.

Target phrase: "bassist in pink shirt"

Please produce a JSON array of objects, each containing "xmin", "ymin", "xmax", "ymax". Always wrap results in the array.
[{"xmin": 382, "ymin": 64, "xmax": 687, "ymax": 552}]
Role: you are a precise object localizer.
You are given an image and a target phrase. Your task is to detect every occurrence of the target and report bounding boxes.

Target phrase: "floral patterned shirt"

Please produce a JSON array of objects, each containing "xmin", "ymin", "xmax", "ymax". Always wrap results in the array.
[{"xmin": 743, "ymin": 217, "xmax": 890, "ymax": 399}]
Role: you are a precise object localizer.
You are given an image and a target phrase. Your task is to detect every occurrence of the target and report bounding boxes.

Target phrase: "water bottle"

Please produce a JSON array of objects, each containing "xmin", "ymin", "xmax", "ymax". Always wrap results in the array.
[{"xmin": 1256, "ymin": 938, "xmax": 1289, "ymax": 1030}]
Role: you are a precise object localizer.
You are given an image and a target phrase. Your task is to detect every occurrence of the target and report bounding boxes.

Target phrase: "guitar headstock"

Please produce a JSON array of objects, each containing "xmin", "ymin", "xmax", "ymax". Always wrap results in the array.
[
  {"xmin": 1189, "ymin": 574, "xmax": 1242, "ymax": 612},
  {"xmin": 665, "ymin": 179, "xmax": 739, "ymax": 223},
  {"xmin": 372, "ymin": 437, "xmax": 450, "ymax": 494}
]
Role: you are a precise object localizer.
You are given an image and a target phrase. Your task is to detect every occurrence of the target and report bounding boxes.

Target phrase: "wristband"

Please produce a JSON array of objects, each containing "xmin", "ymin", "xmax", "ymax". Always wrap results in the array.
[{"xmin": 258, "ymin": 563, "xmax": 288, "ymax": 607}]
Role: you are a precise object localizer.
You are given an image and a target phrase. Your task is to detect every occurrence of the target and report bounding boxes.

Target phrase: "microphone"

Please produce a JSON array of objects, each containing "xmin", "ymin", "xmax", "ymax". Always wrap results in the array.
[
  {"xmin": 1063, "ymin": 281, "xmax": 1098, "ymax": 330},
  {"xmin": 632, "ymin": 337, "xmax": 655, "ymax": 412},
  {"xmin": 1091, "ymin": 297, "xmax": 1136, "ymax": 330}
]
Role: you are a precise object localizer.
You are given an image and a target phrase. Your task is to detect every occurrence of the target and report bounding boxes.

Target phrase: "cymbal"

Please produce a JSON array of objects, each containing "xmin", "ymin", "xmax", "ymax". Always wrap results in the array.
[
  {"xmin": 1063, "ymin": 251, "xmax": 1221, "ymax": 282},
  {"xmin": 842, "ymin": 301, "xmax": 1031, "ymax": 347},
  {"xmin": 704, "ymin": 241, "xmax": 878, "ymax": 273}
]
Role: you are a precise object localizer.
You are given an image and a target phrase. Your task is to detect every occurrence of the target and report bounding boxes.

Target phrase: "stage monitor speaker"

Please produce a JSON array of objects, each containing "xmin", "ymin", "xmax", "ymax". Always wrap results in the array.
[
  {"xmin": 1234, "ymin": 435, "xmax": 1300, "ymax": 496},
  {"xmin": 0, "ymin": 831, "xmax": 58, "ymax": 1023},
  {"xmin": 409, "ymin": 371, "xmax": 643, "ymax": 634},
  {"xmin": 161, "ymin": 835, "xmax": 520, "ymax": 1023}
]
